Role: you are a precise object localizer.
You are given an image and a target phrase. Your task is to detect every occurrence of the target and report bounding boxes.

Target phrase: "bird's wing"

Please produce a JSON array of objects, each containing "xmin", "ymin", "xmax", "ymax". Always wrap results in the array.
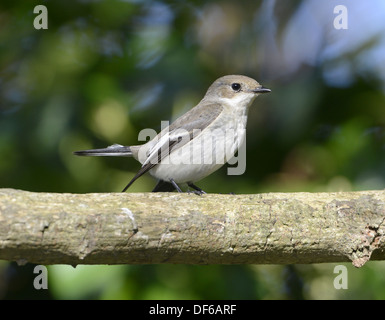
[
  {"xmin": 143, "ymin": 103, "xmax": 224, "ymax": 166},
  {"xmin": 122, "ymin": 103, "xmax": 223, "ymax": 191},
  {"xmin": 168, "ymin": 102, "xmax": 224, "ymax": 133}
]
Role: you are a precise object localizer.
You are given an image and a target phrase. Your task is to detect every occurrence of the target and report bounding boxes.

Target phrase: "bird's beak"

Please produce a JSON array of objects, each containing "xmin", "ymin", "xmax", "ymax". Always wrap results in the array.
[{"xmin": 252, "ymin": 86, "xmax": 271, "ymax": 94}]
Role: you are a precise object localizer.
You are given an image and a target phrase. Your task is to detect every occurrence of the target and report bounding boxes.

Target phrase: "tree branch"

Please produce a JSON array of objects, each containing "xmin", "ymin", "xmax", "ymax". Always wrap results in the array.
[{"xmin": 1, "ymin": 188, "xmax": 385, "ymax": 268}]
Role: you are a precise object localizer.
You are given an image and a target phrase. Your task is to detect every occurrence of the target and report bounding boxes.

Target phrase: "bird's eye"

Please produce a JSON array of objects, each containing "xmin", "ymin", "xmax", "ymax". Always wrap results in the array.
[{"xmin": 231, "ymin": 83, "xmax": 241, "ymax": 91}]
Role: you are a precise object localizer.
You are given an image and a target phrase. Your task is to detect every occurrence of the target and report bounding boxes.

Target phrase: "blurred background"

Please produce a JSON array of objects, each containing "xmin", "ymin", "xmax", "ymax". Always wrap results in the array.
[{"xmin": 1, "ymin": 0, "xmax": 385, "ymax": 299}]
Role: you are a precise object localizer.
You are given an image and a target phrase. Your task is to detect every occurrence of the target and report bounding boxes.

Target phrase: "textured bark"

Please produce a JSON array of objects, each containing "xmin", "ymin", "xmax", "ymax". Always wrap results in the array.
[{"xmin": 0, "ymin": 188, "xmax": 385, "ymax": 267}]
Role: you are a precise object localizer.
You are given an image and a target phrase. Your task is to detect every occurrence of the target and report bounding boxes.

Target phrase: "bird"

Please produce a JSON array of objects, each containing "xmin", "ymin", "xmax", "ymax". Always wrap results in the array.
[{"xmin": 74, "ymin": 75, "xmax": 271, "ymax": 194}]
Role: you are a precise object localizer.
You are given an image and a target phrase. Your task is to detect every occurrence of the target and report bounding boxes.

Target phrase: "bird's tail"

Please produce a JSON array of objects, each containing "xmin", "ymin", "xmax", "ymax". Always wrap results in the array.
[{"xmin": 73, "ymin": 144, "xmax": 133, "ymax": 157}]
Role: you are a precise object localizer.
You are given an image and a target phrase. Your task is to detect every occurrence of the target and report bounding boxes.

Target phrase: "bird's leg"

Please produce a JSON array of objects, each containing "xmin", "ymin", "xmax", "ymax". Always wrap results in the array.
[
  {"xmin": 152, "ymin": 180, "xmax": 176, "ymax": 192},
  {"xmin": 187, "ymin": 183, "xmax": 207, "ymax": 195},
  {"xmin": 170, "ymin": 179, "xmax": 183, "ymax": 193}
]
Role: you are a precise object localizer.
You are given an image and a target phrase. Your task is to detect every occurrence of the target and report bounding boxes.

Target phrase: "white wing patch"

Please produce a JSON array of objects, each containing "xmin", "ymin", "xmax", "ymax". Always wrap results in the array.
[{"xmin": 142, "ymin": 128, "xmax": 191, "ymax": 167}]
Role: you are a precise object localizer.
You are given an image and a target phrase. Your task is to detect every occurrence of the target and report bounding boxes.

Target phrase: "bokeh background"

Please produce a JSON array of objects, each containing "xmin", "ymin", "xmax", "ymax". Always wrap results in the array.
[{"xmin": 1, "ymin": 0, "xmax": 385, "ymax": 299}]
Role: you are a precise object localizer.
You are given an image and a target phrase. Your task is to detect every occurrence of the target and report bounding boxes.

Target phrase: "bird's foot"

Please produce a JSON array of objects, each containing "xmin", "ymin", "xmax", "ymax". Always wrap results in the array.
[
  {"xmin": 187, "ymin": 189, "xmax": 206, "ymax": 196},
  {"xmin": 187, "ymin": 183, "xmax": 207, "ymax": 195}
]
